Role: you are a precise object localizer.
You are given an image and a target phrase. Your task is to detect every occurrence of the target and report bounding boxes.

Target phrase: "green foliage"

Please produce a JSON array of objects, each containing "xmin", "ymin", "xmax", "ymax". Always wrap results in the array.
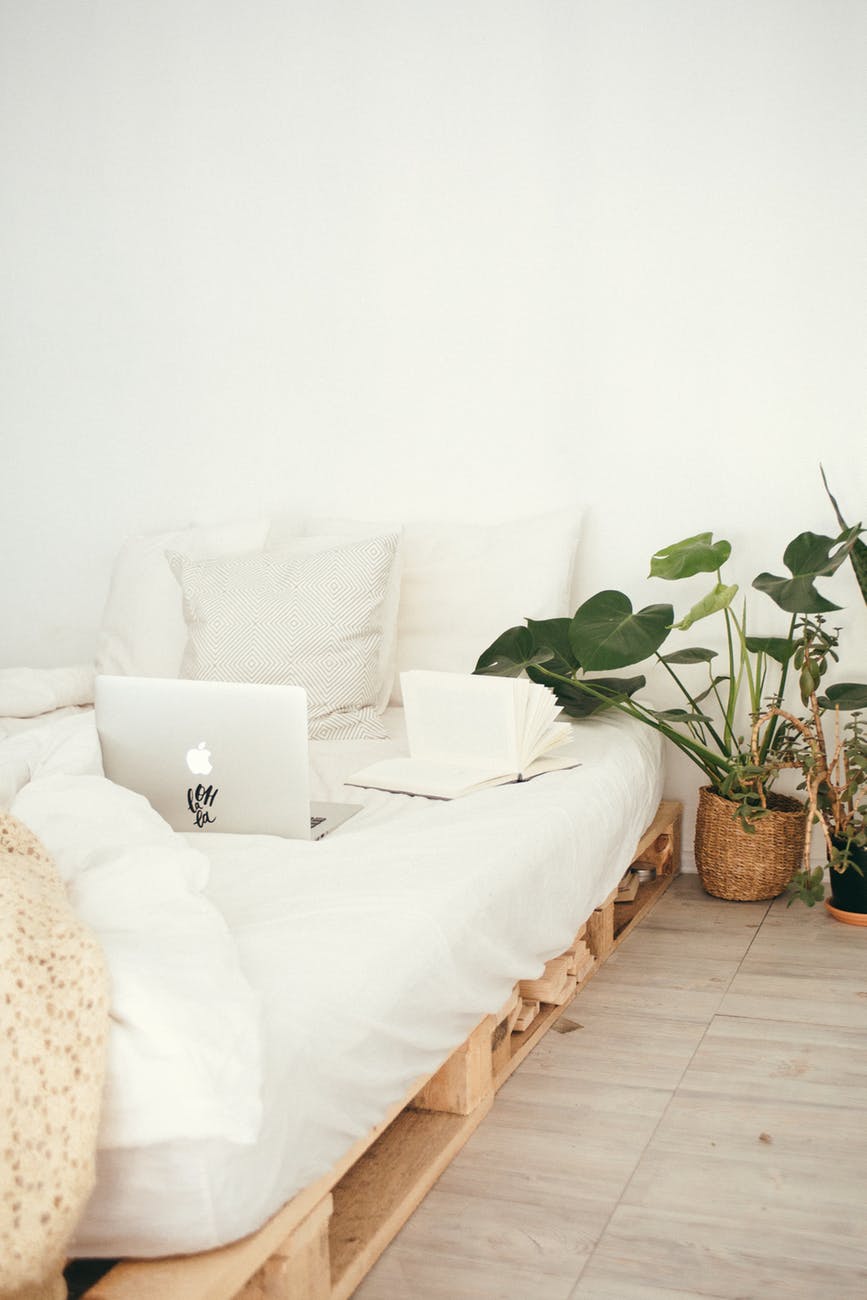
[
  {"xmin": 744, "ymin": 636, "xmax": 796, "ymax": 665},
  {"xmin": 753, "ymin": 527, "xmax": 860, "ymax": 613},
  {"xmin": 822, "ymin": 466, "xmax": 867, "ymax": 607},
  {"xmin": 476, "ymin": 499, "xmax": 865, "ymax": 827},
  {"xmin": 770, "ymin": 621, "xmax": 867, "ymax": 907},
  {"xmin": 525, "ymin": 618, "xmax": 575, "ymax": 673},
  {"xmin": 675, "ymin": 582, "xmax": 739, "ymax": 631},
  {"xmin": 526, "ymin": 667, "xmax": 646, "ymax": 718},
  {"xmin": 474, "ymin": 626, "xmax": 551, "ymax": 677},
  {"xmin": 787, "ymin": 865, "xmax": 826, "ymax": 907},
  {"xmin": 660, "ymin": 647, "xmax": 718, "ymax": 665},
  {"xmin": 475, "ymin": 473, "xmax": 865, "ymax": 870},
  {"xmin": 817, "ymin": 683, "xmax": 867, "ymax": 711},
  {"xmin": 649, "ymin": 533, "xmax": 732, "ymax": 580},
  {"xmin": 569, "ymin": 592, "xmax": 673, "ymax": 671}
]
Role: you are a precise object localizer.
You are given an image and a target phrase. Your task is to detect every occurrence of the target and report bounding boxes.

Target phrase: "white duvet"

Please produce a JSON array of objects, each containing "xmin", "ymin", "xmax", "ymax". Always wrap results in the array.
[{"xmin": 2, "ymin": 704, "xmax": 664, "ymax": 1257}]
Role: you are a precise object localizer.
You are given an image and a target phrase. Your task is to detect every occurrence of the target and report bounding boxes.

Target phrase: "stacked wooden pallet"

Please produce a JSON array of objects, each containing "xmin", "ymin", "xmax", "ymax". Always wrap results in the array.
[
  {"xmin": 512, "ymin": 925, "xmax": 596, "ymax": 1030},
  {"xmin": 85, "ymin": 798, "xmax": 683, "ymax": 1300}
]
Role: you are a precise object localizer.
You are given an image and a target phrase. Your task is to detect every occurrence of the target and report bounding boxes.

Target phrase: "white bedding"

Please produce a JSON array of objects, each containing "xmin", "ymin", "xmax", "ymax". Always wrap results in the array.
[{"xmin": 2, "ymin": 704, "xmax": 664, "ymax": 1258}]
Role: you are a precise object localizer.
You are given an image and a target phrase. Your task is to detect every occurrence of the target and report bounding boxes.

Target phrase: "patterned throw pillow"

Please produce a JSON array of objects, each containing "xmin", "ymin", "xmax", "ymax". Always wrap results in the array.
[{"xmin": 167, "ymin": 534, "xmax": 398, "ymax": 739}]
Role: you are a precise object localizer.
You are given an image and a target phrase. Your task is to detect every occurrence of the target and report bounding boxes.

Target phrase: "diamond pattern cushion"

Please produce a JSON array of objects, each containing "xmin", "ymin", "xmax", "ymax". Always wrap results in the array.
[{"xmin": 168, "ymin": 534, "xmax": 398, "ymax": 739}]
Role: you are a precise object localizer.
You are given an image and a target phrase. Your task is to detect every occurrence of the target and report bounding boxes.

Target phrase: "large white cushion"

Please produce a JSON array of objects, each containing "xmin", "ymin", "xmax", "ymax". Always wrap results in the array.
[
  {"xmin": 394, "ymin": 507, "xmax": 583, "ymax": 702},
  {"xmin": 289, "ymin": 517, "xmax": 403, "ymax": 715},
  {"xmin": 168, "ymin": 534, "xmax": 399, "ymax": 739},
  {"xmin": 95, "ymin": 519, "xmax": 270, "ymax": 679}
]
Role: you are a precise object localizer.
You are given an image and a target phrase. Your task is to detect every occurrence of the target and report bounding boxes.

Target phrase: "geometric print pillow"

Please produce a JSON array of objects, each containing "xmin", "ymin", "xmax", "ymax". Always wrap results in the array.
[{"xmin": 167, "ymin": 534, "xmax": 398, "ymax": 739}]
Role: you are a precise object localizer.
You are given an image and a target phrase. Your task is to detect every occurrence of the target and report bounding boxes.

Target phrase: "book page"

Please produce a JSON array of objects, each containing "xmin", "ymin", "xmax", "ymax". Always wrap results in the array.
[
  {"xmin": 518, "ymin": 686, "xmax": 567, "ymax": 768},
  {"xmin": 401, "ymin": 671, "xmax": 521, "ymax": 769},
  {"xmin": 519, "ymin": 749, "xmax": 582, "ymax": 780},
  {"xmin": 347, "ymin": 757, "xmax": 513, "ymax": 799}
]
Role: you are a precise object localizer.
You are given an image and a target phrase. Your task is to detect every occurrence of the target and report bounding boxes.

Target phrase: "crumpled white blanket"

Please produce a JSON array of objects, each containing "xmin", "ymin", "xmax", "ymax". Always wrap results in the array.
[
  {"xmin": 0, "ymin": 662, "xmax": 95, "ymax": 718},
  {"xmin": 3, "ymin": 698, "xmax": 665, "ymax": 1259},
  {"xmin": 4, "ymin": 713, "xmax": 262, "ymax": 1151}
]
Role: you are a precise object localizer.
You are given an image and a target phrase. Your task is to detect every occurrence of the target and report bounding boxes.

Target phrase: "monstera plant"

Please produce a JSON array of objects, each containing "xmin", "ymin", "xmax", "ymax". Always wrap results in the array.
[
  {"xmin": 477, "ymin": 527, "xmax": 859, "ymax": 812},
  {"xmin": 475, "ymin": 518, "xmax": 864, "ymax": 901}
]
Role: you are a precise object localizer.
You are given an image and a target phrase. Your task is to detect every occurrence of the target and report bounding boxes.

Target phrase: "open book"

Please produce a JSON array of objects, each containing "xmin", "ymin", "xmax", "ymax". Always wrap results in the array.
[{"xmin": 347, "ymin": 670, "xmax": 580, "ymax": 799}]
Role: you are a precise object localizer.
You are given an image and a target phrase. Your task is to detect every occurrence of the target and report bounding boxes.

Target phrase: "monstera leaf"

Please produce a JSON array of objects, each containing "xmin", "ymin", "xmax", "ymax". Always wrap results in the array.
[
  {"xmin": 753, "ymin": 528, "xmax": 861, "ymax": 613},
  {"xmin": 822, "ymin": 467, "xmax": 867, "ymax": 607},
  {"xmin": 817, "ymin": 682, "xmax": 867, "ymax": 711},
  {"xmin": 569, "ymin": 591, "xmax": 674, "ymax": 670},
  {"xmin": 475, "ymin": 619, "xmax": 580, "ymax": 679},
  {"xmin": 474, "ymin": 626, "xmax": 552, "ymax": 677},
  {"xmin": 528, "ymin": 666, "xmax": 645, "ymax": 718},
  {"xmin": 525, "ymin": 617, "xmax": 578, "ymax": 675},
  {"xmin": 675, "ymin": 582, "xmax": 739, "ymax": 631},
  {"xmin": 649, "ymin": 533, "xmax": 732, "ymax": 580}
]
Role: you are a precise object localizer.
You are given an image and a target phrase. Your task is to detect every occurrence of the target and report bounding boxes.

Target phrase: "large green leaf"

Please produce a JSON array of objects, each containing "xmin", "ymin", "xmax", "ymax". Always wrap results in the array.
[
  {"xmin": 474, "ymin": 626, "xmax": 552, "ymax": 677},
  {"xmin": 817, "ymin": 682, "xmax": 867, "ymax": 711},
  {"xmin": 753, "ymin": 527, "xmax": 860, "ymax": 613},
  {"xmin": 569, "ymin": 591, "xmax": 674, "ymax": 670},
  {"xmin": 659, "ymin": 647, "xmax": 718, "ymax": 665},
  {"xmin": 822, "ymin": 467, "xmax": 867, "ymax": 608},
  {"xmin": 784, "ymin": 528, "xmax": 860, "ymax": 579},
  {"xmin": 529, "ymin": 667, "xmax": 645, "ymax": 717},
  {"xmin": 744, "ymin": 635, "xmax": 796, "ymax": 664},
  {"xmin": 649, "ymin": 533, "xmax": 732, "ymax": 580},
  {"xmin": 753, "ymin": 573, "xmax": 841, "ymax": 614},
  {"xmin": 675, "ymin": 582, "xmax": 739, "ymax": 631},
  {"xmin": 526, "ymin": 617, "xmax": 578, "ymax": 673}
]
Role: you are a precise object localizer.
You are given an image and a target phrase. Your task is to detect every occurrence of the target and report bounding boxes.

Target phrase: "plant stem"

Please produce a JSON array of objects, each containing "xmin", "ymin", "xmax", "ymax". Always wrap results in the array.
[
  {"xmin": 721, "ymin": 598, "xmax": 743, "ymax": 752},
  {"xmin": 537, "ymin": 668, "xmax": 731, "ymax": 785},
  {"xmin": 653, "ymin": 653, "xmax": 728, "ymax": 752},
  {"xmin": 758, "ymin": 613, "xmax": 797, "ymax": 763}
]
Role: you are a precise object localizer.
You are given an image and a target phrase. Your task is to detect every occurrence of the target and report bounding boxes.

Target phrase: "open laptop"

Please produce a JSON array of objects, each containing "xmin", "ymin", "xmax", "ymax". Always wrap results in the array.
[{"xmin": 94, "ymin": 675, "xmax": 362, "ymax": 840}]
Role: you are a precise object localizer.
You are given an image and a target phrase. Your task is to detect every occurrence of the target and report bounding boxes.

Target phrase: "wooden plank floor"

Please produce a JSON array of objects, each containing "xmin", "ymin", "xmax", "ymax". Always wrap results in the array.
[{"xmin": 354, "ymin": 875, "xmax": 867, "ymax": 1300}]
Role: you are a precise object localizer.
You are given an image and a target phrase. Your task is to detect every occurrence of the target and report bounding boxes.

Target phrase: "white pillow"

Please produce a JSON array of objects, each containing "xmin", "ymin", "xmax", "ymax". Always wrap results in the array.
[
  {"xmin": 292, "ymin": 516, "xmax": 403, "ymax": 715},
  {"xmin": 394, "ymin": 508, "xmax": 583, "ymax": 703},
  {"xmin": 168, "ymin": 534, "xmax": 399, "ymax": 740},
  {"xmin": 96, "ymin": 519, "xmax": 270, "ymax": 679}
]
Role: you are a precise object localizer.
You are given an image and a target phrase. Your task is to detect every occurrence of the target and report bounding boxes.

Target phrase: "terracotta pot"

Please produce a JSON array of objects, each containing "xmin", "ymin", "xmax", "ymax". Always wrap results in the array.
[{"xmin": 693, "ymin": 785, "xmax": 807, "ymax": 901}]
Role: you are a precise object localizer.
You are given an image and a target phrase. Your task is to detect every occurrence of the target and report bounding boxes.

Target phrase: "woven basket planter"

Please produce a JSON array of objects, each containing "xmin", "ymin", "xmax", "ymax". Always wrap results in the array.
[{"xmin": 694, "ymin": 786, "xmax": 807, "ymax": 901}]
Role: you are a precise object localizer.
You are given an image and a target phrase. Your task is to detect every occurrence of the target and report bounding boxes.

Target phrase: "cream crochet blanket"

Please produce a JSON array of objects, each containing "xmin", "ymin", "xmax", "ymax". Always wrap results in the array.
[{"xmin": 0, "ymin": 813, "xmax": 109, "ymax": 1300}]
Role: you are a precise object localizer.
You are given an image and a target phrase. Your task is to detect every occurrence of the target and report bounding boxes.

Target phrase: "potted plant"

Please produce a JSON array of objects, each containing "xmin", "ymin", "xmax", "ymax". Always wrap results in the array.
[
  {"xmin": 752, "ymin": 618, "xmax": 867, "ymax": 919},
  {"xmin": 757, "ymin": 478, "xmax": 867, "ymax": 918},
  {"xmin": 475, "ymin": 524, "xmax": 861, "ymax": 901}
]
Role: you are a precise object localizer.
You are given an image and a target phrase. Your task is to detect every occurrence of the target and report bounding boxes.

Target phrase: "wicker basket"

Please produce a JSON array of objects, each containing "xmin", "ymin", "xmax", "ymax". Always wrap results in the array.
[{"xmin": 694, "ymin": 786, "xmax": 807, "ymax": 901}]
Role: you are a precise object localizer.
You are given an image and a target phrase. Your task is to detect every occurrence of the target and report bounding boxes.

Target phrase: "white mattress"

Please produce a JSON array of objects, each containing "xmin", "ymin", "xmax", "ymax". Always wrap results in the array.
[{"xmin": 7, "ymin": 706, "xmax": 664, "ymax": 1258}]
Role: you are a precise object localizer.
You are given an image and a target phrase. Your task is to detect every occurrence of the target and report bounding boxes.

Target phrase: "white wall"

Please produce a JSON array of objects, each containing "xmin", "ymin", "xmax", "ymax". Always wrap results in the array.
[{"xmin": 2, "ymin": 1, "xmax": 865, "ymax": 852}]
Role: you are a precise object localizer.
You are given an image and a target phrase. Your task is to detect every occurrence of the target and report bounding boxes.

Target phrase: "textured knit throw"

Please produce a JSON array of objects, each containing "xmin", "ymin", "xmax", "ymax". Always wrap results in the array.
[{"xmin": 0, "ymin": 813, "xmax": 109, "ymax": 1300}]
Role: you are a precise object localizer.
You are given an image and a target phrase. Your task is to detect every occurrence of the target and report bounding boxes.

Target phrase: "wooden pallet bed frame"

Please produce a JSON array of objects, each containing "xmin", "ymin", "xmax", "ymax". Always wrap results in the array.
[{"xmin": 80, "ymin": 799, "xmax": 682, "ymax": 1300}]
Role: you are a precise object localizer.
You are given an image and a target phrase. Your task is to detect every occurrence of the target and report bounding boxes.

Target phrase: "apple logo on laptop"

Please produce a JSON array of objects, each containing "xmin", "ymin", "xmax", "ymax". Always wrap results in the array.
[{"xmin": 186, "ymin": 741, "xmax": 213, "ymax": 776}]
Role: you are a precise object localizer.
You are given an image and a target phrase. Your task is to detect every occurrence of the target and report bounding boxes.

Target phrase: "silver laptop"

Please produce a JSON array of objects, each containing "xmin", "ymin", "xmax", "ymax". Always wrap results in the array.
[{"xmin": 94, "ymin": 675, "xmax": 362, "ymax": 840}]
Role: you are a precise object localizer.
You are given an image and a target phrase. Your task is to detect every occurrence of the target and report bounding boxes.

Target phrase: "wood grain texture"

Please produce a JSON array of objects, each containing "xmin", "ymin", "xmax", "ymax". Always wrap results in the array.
[
  {"xmin": 572, "ymin": 1203, "xmax": 867, "ymax": 1300},
  {"xmin": 358, "ymin": 873, "xmax": 867, "ymax": 1300},
  {"xmin": 82, "ymin": 800, "xmax": 686, "ymax": 1300},
  {"xmin": 410, "ymin": 1016, "xmax": 495, "ymax": 1115},
  {"xmin": 330, "ymin": 1103, "xmax": 492, "ymax": 1299},
  {"xmin": 238, "ymin": 1196, "xmax": 333, "ymax": 1300}
]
